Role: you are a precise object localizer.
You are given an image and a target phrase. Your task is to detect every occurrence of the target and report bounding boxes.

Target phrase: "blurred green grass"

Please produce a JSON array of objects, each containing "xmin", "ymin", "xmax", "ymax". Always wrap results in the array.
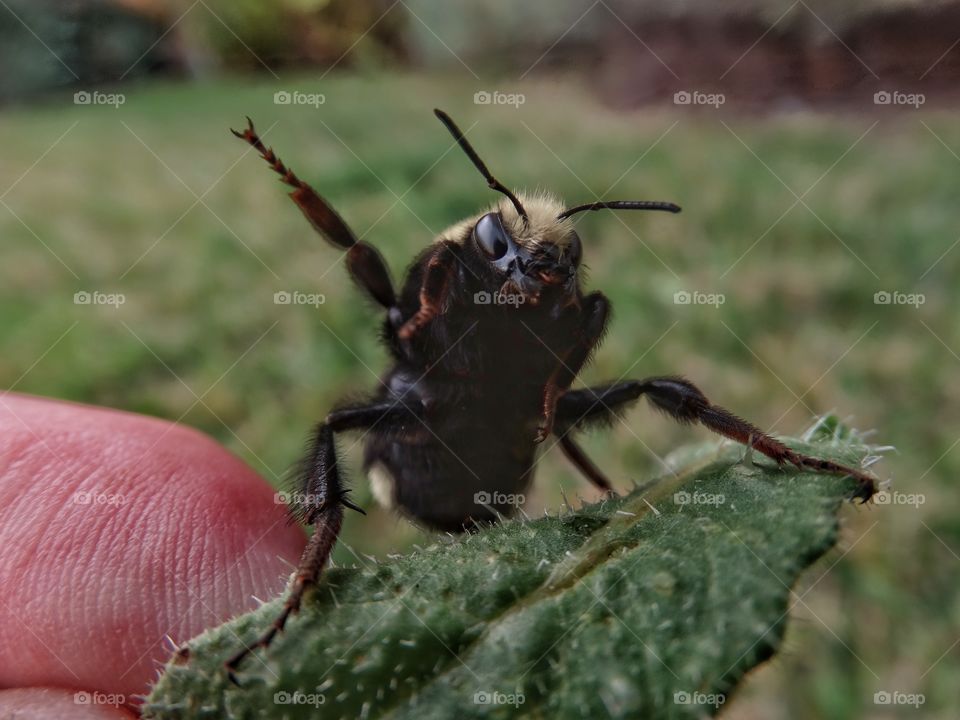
[{"xmin": 1, "ymin": 73, "xmax": 957, "ymax": 718}]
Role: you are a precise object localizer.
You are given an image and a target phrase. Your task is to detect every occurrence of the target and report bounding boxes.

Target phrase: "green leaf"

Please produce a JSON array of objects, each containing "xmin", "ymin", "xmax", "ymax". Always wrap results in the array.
[{"xmin": 145, "ymin": 423, "xmax": 879, "ymax": 719}]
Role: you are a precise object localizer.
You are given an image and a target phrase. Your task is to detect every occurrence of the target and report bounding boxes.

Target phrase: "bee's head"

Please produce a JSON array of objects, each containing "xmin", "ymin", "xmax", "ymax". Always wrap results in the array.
[
  {"xmin": 469, "ymin": 194, "xmax": 581, "ymax": 306},
  {"xmin": 435, "ymin": 108, "xmax": 680, "ymax": 307}
]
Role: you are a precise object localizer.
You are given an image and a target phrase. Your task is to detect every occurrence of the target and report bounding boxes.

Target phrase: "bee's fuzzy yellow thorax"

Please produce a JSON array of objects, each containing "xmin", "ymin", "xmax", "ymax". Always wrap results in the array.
[
  {"xmin": 498, "ymin": 191, "xmax": 576, "ymax": 251},
  {"xmin": 438, "ymin": 191, "xmax": 576, "ymax": 251}
]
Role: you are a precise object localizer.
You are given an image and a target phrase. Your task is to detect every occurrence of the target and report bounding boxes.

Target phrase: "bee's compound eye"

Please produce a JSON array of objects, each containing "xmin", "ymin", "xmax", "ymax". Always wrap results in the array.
[
  {"xmin": 566, "ymin": 230, "xmax": 582, "ymax": 267},
  {"xmin": 474, "ymin": 212, "xmax": 510, "ymax": 260}
]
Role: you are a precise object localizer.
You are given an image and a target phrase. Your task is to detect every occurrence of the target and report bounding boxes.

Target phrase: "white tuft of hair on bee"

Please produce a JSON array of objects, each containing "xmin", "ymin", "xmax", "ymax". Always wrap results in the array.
[{"xmin": 367, "ymin": 461, "xmax": 395, "ymax": 509}]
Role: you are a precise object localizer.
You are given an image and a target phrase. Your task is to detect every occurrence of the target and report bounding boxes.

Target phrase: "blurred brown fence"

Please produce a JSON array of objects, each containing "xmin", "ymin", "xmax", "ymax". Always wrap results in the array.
[{"xmin": 2, "ymin": 0, "xmax": 959, "ymax": 109}]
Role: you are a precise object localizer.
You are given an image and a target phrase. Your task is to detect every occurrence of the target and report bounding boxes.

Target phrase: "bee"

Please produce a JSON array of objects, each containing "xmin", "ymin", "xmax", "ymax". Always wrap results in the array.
[{"xmin": 224, "ymin": 110, "xmax": 877, "ymax": 679}]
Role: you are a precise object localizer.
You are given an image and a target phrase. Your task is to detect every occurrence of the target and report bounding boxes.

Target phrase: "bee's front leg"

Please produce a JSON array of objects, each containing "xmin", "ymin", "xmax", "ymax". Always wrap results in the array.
[
  {"xmin": 396, "ymin": 241, "xmax": 461, "ymax": 342},
  {"xmin": 534, "ymin": 291, "xmax": 610, "ymax": 443}
]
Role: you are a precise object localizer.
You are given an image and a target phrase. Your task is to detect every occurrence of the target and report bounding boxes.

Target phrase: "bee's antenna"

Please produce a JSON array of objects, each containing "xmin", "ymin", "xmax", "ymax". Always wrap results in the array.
[
  {"xmin": 557, "ymin": 200, "xmax": 681, "ymax": 221},
  {"xmin": 434, "ymin": 109, "xmax": 529, "ymax": 223}
]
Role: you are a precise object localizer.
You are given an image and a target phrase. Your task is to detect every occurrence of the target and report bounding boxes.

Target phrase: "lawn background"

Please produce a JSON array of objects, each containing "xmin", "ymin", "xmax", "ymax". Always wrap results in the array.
[{"xmin": 1, "ymin": 72, "xmax": 956, "ymax": 718}]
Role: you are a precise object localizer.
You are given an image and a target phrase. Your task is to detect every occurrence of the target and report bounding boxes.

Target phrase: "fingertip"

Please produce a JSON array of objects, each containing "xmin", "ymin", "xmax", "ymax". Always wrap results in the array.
[{"xmin": 0, "ymin": 394, "xmax": 306, "ymax": 698}]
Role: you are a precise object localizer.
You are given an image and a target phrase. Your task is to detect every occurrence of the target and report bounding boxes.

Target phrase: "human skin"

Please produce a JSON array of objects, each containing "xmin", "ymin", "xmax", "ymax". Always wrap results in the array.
[{"xmin": 0, "ymin": 394, "xmax": 307, "ymax": 717}]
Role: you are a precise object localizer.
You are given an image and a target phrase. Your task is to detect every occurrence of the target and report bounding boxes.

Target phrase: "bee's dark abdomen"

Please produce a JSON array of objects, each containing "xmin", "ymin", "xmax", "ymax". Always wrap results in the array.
[
  {"xmin": 363, "ymin": 431, "xmax": 536, "ymax": 532},
  {"xmin": 362, "ymin": 366, "xmax": 542, "ymax": 532}
]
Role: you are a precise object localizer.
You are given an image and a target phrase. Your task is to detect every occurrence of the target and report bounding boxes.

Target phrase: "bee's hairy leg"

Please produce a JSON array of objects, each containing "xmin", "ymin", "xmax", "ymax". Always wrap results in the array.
[
  {"xmin": 224, "ymin": 400, "xmax": 420, "ymax": 684},
  {"xmin": 231, "ymin": 117, "xmax": 396, "ymax": 310},
  {"xmin": 554, "ymin": 376, "xmax": 878, "ymax": 503},
  {"xmin": 397, "ymin": 240, "xmax": 461, "ymax": 342},
  {"xmin": 535, "ymin": 291, "xmax": 610, "ymax": 443},
  {"xmin": 555, "ymin": 433, "xmax": 615, "ymax": 496}
]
